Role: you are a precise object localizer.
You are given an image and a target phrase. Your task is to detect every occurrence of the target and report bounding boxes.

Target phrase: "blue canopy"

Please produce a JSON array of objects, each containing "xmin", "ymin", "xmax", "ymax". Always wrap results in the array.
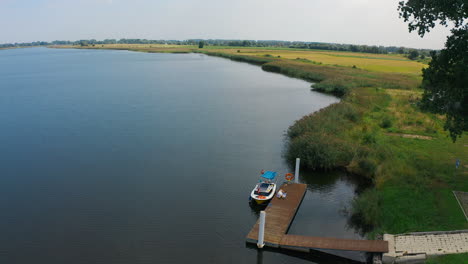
[{"xmin": 261, "ymin": 171, "xmax": 277, "ymax": 180}]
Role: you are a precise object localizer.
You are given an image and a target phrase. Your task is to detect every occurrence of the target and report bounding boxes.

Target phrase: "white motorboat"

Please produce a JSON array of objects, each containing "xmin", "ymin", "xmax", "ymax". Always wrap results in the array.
[{"xmin": 250, "ymin": 171, "xmax": 277, "ymax": 204}]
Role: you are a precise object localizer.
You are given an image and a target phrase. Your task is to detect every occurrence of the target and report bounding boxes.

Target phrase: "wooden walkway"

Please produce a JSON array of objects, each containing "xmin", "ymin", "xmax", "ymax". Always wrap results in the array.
[
  {"xmin": 246, "ymin": 183, "xmax": 389, "ymax": 253},
  {"xmin": 281, "ymin": 235, "xmax": 388, "ymax": 252},
  {"xmin": 247, "ymin": 183, "xmax": 308, "ymax": 246}
]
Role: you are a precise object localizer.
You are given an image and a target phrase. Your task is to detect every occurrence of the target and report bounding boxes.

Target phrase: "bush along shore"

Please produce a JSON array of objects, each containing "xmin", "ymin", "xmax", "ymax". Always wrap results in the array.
[{"xmin": 56, "ymin": 45, "xmax": 468, "ymax": 261}]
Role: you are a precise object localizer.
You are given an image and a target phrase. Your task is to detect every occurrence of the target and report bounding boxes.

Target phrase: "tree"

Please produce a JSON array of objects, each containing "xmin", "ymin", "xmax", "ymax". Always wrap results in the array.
[
  {"xmin": 398, "ymin": 0, "xmax": 467, "ymax": 141},
  {"xmin": 198, "ymin": 41, "xmax": 205, "ymax": 48},
  {"xmin": 408, "ymin": 49, "xmax": 419, "ymax": 60}
]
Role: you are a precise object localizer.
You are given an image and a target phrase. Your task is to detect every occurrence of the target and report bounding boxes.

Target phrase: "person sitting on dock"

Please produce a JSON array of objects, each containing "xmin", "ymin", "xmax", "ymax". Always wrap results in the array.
[{"xmin": 276, "ymin": 189, "xmax": 287, "ymax": 199}]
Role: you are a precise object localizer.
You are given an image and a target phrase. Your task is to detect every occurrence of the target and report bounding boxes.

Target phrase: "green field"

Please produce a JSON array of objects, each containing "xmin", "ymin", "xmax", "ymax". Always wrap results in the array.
[{"xmin": 56, "ymin": 44, "xmax": 468, "ymax": 262}]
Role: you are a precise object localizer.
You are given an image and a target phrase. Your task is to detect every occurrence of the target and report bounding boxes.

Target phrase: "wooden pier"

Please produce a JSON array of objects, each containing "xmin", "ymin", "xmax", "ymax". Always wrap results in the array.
[{"xmin": 246, "ymin": 183, "xmax": 389, "ymax": 253}]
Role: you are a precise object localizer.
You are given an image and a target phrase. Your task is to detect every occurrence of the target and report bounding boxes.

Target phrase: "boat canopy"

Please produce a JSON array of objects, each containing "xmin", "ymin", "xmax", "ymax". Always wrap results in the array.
[{"xmin": 261, "ymin": 171, "xmax": 277, "ymax": 180}]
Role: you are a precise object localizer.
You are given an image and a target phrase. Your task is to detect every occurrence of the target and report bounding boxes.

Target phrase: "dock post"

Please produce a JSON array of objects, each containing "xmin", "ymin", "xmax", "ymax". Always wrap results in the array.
[
  {"xmin": 257, "ymin": 211, "xmax": 266, "ymax": 248},
  {"xmin": 294, "ymin": 158, "xmax": 300, "ymax": 183}
]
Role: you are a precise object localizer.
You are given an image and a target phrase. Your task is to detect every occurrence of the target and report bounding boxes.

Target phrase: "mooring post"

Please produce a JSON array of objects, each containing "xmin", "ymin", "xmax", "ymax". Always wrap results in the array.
[
  {"xmin": 294, "ymin": 158, "xmax": 300, "ymax": 183},
  {"xmin": 257, "ymin": 211, "xmax": 266, "ymax": 248}
]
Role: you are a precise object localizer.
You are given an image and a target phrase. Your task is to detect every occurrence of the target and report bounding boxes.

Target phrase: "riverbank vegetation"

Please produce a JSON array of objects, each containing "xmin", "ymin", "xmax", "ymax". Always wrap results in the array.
[
  {"xmin": 4, "ymin": 38, "xmax": 434, "ymax": 59},
  {"xmin": 54, "ymin": 44, "xmax": 467, "ymax": 262}
]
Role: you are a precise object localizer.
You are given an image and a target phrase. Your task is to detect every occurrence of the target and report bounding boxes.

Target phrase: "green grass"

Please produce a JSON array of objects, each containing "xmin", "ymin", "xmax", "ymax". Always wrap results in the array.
[
  {"xmin": 349, "ymin": 100, "xmax": 468, "ymax": 236},
  {"xmin": 425, "ymin": 253, "xmax": 468, "ymax": 264}
]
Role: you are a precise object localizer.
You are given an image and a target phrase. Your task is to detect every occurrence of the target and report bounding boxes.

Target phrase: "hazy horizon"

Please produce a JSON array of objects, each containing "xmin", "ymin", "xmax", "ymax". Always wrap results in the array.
[{"xmin": 1, "ymin": 0, "xmax": 452, "ymax": 49}]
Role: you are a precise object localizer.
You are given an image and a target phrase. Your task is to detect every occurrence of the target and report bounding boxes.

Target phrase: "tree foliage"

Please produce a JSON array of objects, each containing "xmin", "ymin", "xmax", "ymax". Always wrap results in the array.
[
  {"xmin": 398, "ymin": 0, "xmax": 467, "ymax": 37},
  {"xmin": 408, "ymin": 49, "xmax": 420, "ymax": 60},
  {"xmin": 198, "ymin": 41, "xmax": 204, "ymax": 48},
  {"xmin": 399, "ymin": 0, "xmax": 467, "ymax": 141},
  {"xmin": 421, "ymin": 29, "xmax": 468, "ymax": 141}
]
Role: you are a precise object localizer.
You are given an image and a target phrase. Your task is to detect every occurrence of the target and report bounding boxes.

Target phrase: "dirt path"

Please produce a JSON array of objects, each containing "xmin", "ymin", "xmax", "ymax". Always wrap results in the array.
[{"xmin": 386, "ymin": 133, "xmax": 433, "ymax": 140}]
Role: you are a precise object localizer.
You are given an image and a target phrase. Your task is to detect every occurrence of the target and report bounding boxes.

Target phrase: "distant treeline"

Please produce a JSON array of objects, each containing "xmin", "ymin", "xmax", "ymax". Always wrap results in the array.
[
  {"xmin": 0, "ymin": 38, "xmax": 432, "ymax": 59},
  {"xmin": 186, "ymin": 39, "xmax": 433, "ymax": 57}
]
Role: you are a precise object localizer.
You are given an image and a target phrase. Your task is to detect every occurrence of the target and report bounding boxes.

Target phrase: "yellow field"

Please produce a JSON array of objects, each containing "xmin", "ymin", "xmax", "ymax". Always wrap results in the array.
[
  {"xmin": 205, "ymin": 48, "xmax": 426, "ymax": 75},
  {"xmin": 56, "ymin": 44, "xmax": 426, "ymax": 76}
]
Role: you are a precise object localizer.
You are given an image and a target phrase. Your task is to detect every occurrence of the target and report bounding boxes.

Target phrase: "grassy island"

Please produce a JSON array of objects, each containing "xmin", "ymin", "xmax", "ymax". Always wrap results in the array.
[{"xmin": 55, "ymin": 44, "xmax": 468, "ymax": 262}]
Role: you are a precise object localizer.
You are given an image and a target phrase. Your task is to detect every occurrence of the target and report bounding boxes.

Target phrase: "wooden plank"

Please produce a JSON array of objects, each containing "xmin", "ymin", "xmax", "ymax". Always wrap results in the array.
[
  {"xmin": 246, "ymin": 183, "xmax": 307, "ymax": 246},
  {"xmin": 280, "ymin": 235, "xmax": 389, "ymax": 253}
]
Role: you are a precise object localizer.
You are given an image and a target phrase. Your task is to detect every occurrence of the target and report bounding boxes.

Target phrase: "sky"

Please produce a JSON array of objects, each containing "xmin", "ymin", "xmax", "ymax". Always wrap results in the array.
[{"xmin": 0, "ymin": 0, "xmax": 453, "ymax": 49}]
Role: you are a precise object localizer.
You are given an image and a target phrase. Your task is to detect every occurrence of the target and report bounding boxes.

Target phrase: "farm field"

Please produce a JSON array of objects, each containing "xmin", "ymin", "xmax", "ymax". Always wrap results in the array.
[
  {"xmin": 57, "ymin": 44, "xmax": 426, "ymax": 75},
  {"xmin": 206, "ymin": 48, "xmax": 426, "ymax": 74}
]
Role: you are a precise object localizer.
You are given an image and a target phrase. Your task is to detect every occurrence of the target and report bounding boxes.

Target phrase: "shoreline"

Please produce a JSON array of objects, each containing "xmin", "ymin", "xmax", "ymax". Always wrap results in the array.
[{"xmin": 48, "ymin": 45, "xmax": 468, "ymax": 254}]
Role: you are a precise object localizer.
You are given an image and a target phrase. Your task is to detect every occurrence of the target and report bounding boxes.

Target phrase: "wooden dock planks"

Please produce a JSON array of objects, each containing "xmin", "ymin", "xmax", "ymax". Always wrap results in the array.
[
  {"xmin": 281, "ymin": 235, "xmax": 389, "ymax": 253},
  {"xmin": 246, "ymin": 183, "xmax": 307, "ymax": 247},
  {"xmin": 246, "ymin": 183, "xmax": 389, "ymax": 253}
]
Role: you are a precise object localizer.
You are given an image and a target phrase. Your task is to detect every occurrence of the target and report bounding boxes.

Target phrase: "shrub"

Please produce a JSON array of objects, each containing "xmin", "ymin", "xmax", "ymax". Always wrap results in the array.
[
  {"xmin": 262, "ymin": 63, "xmax": 326, "ymax": 82},
  {"xmin": 379, "ymin": 116, "xmax": 393, "ymax": 128},
  {"xmin": 203, "ymin": 52, "xmax": 274, "ymax": 65},
  {"xmin": 312, "ymin": 81, "xmax": 349, "ymax": 97},
  {"xmin": 358, "ymin": 159, "xmax": 377, "ymax": 177},
  {"xmin": 351, "ymin": 189, "xmax": 381, "ymax": 228},
  {"xmin": 287, "ymin": 133, "xmax": 354, "ymax": 169},
  {"xmin": 362, "ymin": 132, "xmax": 377, "ymax": 144},
  {"xmin": 287, "ymin": 102, "xmax": 360, "ymax": 139}
]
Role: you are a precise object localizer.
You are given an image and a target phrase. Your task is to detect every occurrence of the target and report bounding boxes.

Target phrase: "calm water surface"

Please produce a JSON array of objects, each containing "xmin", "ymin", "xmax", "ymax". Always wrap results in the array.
[{"xmin": 0, "ymin": 48, "xmax": 367, "ymax": 263}]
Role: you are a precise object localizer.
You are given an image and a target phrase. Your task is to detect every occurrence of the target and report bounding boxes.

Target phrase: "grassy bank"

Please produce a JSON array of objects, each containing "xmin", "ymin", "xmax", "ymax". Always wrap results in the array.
[
  {"xmin": 280, "ymin": 58, "xmax": 468, "ymax": 262},
  {"xmin": 55, "ymin": 44, "xmax": 468, "ymax": 262},
  {"xmin": 426, "ymin": 253, "xmax": 468, "ymax": 264}
]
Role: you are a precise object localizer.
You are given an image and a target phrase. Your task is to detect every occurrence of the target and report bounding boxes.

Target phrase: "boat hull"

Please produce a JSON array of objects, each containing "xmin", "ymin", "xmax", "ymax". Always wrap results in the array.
[
  {"xmin": 250, "ymin": 183, "xmax": 276, "ymax": 204},
  {"xmin": 253, "ymin": 198, "xmax": 269, "ymax": 205}
]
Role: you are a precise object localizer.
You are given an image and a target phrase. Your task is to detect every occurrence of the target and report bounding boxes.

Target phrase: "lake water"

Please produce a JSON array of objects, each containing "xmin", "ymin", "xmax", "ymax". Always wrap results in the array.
[{"xmin": 0, "ymin": 47, "xmax": 368, "ymax": 263}]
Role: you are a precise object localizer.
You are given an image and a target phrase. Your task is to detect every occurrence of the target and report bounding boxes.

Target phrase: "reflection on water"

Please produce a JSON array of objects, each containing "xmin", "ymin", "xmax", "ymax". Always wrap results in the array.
[
  {"xmin": 256, "ymin": 248, "xmax": 264, "ymax": 264},
  {"xmin": 249, "ymin": 200, "xmax": 268, "ymax": 217},
  {"xmin": 247, "ymin": 243, "xmax": 367, "ymax": 264},
  {"xmin": 287, "ymin": 170, "xmax": 373, "ymax": 262}
]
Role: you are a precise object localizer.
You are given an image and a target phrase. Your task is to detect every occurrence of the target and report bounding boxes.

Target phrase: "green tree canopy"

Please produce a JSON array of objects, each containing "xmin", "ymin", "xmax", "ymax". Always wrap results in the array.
[
  {"xmin": 408, "ymin": 49, "xmax": 420, "ymax": 60},
  {"xmin": 399, "ymin": 0, "xmax": 467, "ymax": 141},
  {"xmin": 398, "ymin": 0, "xmax": 467, "ymax": 37}
]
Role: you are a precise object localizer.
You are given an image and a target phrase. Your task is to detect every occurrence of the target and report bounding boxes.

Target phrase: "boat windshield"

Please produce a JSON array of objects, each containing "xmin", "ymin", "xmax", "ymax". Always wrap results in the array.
[{"xmin": 254, "ymin": 183, "xmax": 273, "ymax": 196}]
